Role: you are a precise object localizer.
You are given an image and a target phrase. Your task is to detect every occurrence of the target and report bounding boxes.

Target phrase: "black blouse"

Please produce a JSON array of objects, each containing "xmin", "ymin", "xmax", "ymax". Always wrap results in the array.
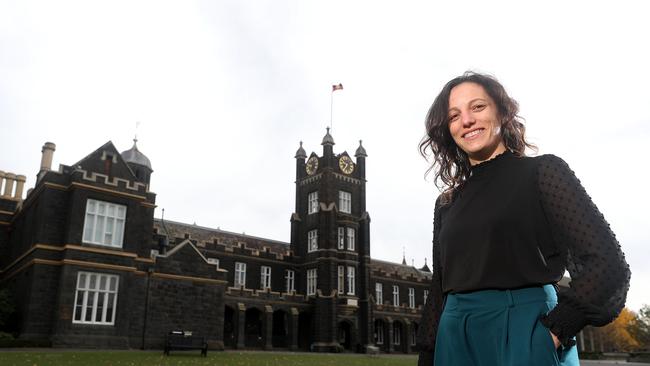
[{"xmin": 416, "ymin": 151, "xmax": 630, "ymax": 366}]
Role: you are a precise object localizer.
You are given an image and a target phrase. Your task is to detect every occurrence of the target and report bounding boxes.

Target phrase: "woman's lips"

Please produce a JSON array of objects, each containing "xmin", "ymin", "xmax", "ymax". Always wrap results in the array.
[{"xmin": 463, "ymin": 128, "xmax": 484, "ymax": 140}]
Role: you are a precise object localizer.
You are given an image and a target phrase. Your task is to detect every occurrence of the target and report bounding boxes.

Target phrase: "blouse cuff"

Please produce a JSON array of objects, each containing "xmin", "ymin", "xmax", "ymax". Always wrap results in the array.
[{"xmin": 539, "ymin": 302, "xmax": 587, "ymax": 348}]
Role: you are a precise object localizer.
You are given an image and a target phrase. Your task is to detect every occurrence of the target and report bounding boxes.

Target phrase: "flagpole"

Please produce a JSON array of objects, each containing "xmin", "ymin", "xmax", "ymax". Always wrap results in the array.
[
  {"xmin": 330, "ymin": 91, "xmax": 334, "ymax": 131},
  {"xmin": 330, "ymin": 83, "xmax": 343, "ymax": 132}
]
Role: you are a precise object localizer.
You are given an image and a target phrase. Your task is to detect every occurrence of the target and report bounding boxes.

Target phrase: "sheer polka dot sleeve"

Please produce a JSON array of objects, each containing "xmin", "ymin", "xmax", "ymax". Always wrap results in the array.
[
  {"xmin": 417, "ymin": 195, "xmax": 446, "ymax": 366},
  {"xmin": 536, "ymin": 154, "xmax": 630, "ymax": 347}
]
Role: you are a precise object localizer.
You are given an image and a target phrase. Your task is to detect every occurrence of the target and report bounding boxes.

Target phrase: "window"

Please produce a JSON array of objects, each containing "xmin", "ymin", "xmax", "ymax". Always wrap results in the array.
[
  {"xmin": 337, "ymin": 266, "xmax": 345, "ymax": 294},
  {"xmin": 375, "ymin": 283, "xmax": 383, "ymax": 305},
  {"xmin": 261, "ymin": 266, "xmax": 271, "ymax": 290},
  {"xmin": 411, "ymin": 325, "xmax": 417, "ymax": 346},
  {"xmin": 347, "ymin": 266, "xmax": 355, "ymax": 295},
  {"xmin": 235, "ymin": 262, "xmax": 246, "ymax": 288},
  {"xmin": 339, "ymin": 191, "xmax": 351, "ymax": 213},
  {"xmin": 375, "ymin": 321, "xmax": 384, "ymax": 345},
  {"xmin": 393, "ymin": 325, "xmax": 401, "ymax": 345},
  {"xmin": 346, "ymin": 228, "xmax": 355, "ymax": 250},
  {"xmin": 338, "ymin": 227, "xmax": 345, "ymax": 250},
  {"xmin": 308, "ymin": 191, "xmax": 319, "ymax": 214},
  {"xmin": 393, "ymin": 285, "xmax": 400, "ymax": 307},
  {"xmin": 409, "ymin": 288, "xmax": 415, "ymax": 308},
  {"xmin": 72, "ymin": 271, "xmax": 119, "ymax": 325},
  {"xmin": 285, "ymin": 270, "xmax": 295, "ymax": 293},
  {"xmin": 307, "ymin": 269, "xmax": 317, "ymax": 296},
  {"xmin": 308, "ymin": 230, "xmax": 318, "ymax": 252},
  {"xmin": 82, "ymin": 199, "xmax": 126, "ymax": 248},
  {"xmin": 423, "ymin": 289, "xmax": 429, "ymax": 305}
]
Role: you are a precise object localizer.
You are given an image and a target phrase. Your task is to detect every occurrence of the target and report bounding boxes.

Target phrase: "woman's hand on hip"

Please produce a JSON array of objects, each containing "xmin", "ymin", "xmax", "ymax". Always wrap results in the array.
[{"xmin": 550, "ymin": 331, "xmax": 561, "ymax": 349}]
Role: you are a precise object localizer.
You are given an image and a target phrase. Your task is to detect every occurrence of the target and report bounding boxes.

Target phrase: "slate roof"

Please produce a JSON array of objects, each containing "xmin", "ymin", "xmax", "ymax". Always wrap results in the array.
[{"xmin": 154, "ymin": 218, "xmax": 290, "ymax": 253}]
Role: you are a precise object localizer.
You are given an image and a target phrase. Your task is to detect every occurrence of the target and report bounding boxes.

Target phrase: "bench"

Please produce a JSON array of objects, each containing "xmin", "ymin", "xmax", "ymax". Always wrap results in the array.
[{"xmin": 164, "ymin": 330, "xmax": 208, "ymax": 357}]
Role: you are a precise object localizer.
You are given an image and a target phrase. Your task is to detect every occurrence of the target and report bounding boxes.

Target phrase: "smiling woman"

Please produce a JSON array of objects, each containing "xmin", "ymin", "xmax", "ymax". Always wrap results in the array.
[
  {"xmin": 446, "ymin": 82, "xmax": 506, "ymax": 165},
  {"xmin": 416, "ymin": 72, "xmax": 631, "ymax": 366}
]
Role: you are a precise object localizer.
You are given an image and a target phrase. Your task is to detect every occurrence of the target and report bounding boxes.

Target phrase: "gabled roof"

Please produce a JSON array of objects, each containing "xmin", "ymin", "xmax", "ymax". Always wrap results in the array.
[{"xmin": 73, "ymin": 141, "xmax": 138, "ymax": 180}]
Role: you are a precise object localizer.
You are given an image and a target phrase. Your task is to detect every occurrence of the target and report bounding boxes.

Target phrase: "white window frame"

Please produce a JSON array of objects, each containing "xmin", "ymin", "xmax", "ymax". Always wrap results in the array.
[
  {"xmin": 307, "ymin": 269, "xmax": 317, "ymax": 296},
  {"xmin": 393, "ymin": 324, "xmax": 401, "ymax": 345},
  {"xmin": 82, "ymin": 199, "xmax": 127, "ymax": 248},
  {"xmin": 347, "ymin": 266, "xmax": 355, "ymax": 295},
  {"xmin": 375, "ymin": 321, "xmax": 384, "ymax": 345},
  {"xmin": 375, "ymin": 283, "xmax": 383, "ymax": 305},
  {"xmin": 408, "ymin": 288, "xmax": 415, "ymax": 309},
  {"xmin": 308, "ymin": 191, "xmax": 319, "ymax": 214},
  {"xmin": 339, "ymin": 191, "xmax": 351, "ymax": 214},
  {"xmin": 337, "ymin": 266, "xmax": 345, "ymax": 294},
  {"xmin": 285, "ymin": 270, "xmax": 295, "ymax": 293},
  {"xmin": 423, "ymin": 289, "xmax": 429, "ymax": 305},
  {"xmin": 260, "ymin": 266, "xmax": 271, "ymax": 290},
  {"xmin": 235, "ymin": 262, "xmax": 247, "ymax": 288},
  {"xmin": 393, "ymin": 285, "xmax": 400, "ymax": 307},
  {"xmin": 307, "ymin": 229, "xmax": 318, "ymax": 252},
  {"xmin": 72, "ymin": 271, "xmax": 119, "ymax": 325},
  {"xmin": 346, "ymin": 227, "xmax": 355, "ymax": 251},
  {"xmin": 337, "ymin": 227, "xmax": 345, "ymax": 250},
  {"xmin": 411, "ymin": 325, "xmax": 417, "ymax": 346}
]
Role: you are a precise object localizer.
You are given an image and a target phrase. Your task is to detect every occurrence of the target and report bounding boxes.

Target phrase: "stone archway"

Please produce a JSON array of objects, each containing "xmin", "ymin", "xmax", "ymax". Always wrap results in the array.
[
  {"xmin": 410, "ymin": 322, "xmax": 419, "ymax": 352},
  {"xmin": 297, "ymin": 311, "xmax": 313, "ymax": 350},
  {"xmin": 223, "ymin": 305, "xmax": 236, "ymax": 348},
  {"xmin": 337, "ymin": 321, "xmax": 352, "ymax": 350},
  {"xmin": 244, "ymin": 307, "xmax": 264, "ymax": 348},
  {"xmin": 272, "ymin": 309, "xmax": 289, "ymax": 348},
  {"xmin": 374, "ymin": 319, "xmax": 386, "ymax": 350},
  {"xmin": 393, "ymin": 320, "xmax": 405, "ymax": 353}
]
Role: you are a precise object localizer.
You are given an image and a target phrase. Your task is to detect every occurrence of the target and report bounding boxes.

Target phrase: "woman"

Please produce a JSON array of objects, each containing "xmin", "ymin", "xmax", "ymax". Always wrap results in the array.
[{"xmin": 416, "ymin": 72, "xmax": 630, "ymax": 366}]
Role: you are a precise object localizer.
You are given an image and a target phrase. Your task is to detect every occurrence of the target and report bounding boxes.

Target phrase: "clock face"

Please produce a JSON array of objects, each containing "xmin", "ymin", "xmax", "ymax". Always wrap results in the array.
[
  {"xmin": 306, "ymin": 156, "xmax": 319, "ymax": 175},
  {"xmin": 339, "ymin": 155, "xmax": 354, "ymax": 174}
]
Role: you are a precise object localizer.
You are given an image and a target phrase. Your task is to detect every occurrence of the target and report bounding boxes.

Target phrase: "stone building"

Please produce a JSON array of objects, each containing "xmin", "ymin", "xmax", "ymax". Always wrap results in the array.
[{"xmin": 0, "ymin": 130, "xmax": 432, "ymax": 352}]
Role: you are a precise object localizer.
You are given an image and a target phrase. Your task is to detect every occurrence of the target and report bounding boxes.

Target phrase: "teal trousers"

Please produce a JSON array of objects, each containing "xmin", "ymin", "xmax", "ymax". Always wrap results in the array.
[{"xmin": 434, "ymin": 285, "xmax": 579, "ymax": 366}]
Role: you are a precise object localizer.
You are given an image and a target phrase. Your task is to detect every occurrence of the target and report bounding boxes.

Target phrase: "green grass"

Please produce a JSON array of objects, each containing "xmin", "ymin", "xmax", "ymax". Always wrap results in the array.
[{"xmin": 0, "ymin": 350, "xmax": 418, "ymax": 366}]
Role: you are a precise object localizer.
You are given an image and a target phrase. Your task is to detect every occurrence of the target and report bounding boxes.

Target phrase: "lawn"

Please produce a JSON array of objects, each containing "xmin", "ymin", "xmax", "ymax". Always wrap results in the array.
[{"xmin": 0, "ymin": 350, "xmax": 418, "ymax": 366}]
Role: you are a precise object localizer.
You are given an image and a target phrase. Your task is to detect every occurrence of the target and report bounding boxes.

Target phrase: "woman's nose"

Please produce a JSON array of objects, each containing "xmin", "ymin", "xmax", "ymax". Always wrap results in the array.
[{"xmin": 461, "ymin": 112, "xmax": 475, "ymax": 127}]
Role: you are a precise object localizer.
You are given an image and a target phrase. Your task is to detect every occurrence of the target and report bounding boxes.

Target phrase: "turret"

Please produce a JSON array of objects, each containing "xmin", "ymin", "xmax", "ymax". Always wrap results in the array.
[
  {"xmin": 121, "ymin": 138, "xmax": 153, "ymax": 187},
  {"xmin": 321, "ymin": 127, "xmax": 335, "ymax": 166}
]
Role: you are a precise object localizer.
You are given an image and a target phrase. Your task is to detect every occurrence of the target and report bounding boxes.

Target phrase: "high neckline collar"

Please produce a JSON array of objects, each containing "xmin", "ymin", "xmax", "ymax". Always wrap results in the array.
[{"xmin": 470, "ymin": 150, "xmax": 513, "ymax": 174}]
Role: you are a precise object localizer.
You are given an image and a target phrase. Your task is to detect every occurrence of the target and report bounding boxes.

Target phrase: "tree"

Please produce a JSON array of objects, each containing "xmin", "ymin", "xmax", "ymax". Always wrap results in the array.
[
  {"xmin": 629, "ymin": 304, "xmax": 650, "ymax": 351},
  {"xmin": 600, "ymin": 307, "xmax": 640, "ymax": 351}
]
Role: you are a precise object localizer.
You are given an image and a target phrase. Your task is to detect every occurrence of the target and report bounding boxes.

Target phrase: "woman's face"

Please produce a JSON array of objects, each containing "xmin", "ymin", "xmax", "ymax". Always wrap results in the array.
[{"xmin": 447, "ymin": 82, "xmax": 506, "ymax": 165}]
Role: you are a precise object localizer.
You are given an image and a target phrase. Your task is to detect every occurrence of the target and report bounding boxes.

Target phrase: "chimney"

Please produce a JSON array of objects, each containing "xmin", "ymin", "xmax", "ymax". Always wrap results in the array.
[
  {"xmin": 14, "ymin": 175, "xmax": 26, "ymax": 200},
  {"xmin": 2, "ymin": 172, "xmax": 15, "ymax": 198},
  {"xmin": 38, "ymin": 142, "xmax": 56, "ymax": 182}
]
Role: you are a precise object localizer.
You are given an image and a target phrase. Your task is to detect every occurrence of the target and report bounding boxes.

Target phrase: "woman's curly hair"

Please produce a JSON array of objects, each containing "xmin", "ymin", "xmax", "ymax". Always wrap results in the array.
[{"xmin": 419, "ymin": 71, "xmax": 536, "ymax": 200}]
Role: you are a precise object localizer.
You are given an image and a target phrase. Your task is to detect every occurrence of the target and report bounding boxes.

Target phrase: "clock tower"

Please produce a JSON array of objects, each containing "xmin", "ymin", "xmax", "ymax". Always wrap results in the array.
[{"xmin": 291, "ymin": 128, "xmax": 373, "ymax": 352}]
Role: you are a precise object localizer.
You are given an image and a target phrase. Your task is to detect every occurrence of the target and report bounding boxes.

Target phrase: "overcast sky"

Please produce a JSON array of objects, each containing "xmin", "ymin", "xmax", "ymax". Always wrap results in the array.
[{"xmin": 1, "ymin": 1, "xmax": 648, "ymax": 312}]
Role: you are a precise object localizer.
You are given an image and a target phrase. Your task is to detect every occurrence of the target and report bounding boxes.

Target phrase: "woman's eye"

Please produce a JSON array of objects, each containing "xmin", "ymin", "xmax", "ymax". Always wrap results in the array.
[
  {"xmin": 472, "ymin": 104, "xmax": 486, "ymax": 112},
  {"xmin": 448, "ymin": 114, "xmax": 459, "ymax": 122}
]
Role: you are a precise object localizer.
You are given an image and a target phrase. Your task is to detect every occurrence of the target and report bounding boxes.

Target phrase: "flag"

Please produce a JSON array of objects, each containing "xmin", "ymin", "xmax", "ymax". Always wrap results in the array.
[{"xmin": 332, "ymin": 83, "xmax": 343, "ymax": 92}]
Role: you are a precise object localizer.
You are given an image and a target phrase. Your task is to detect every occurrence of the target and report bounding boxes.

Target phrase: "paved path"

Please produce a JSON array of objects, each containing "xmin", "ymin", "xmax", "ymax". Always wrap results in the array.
[{"xmin": 582, "ymin": 361, "xmax": 648, "ymax": 365}]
